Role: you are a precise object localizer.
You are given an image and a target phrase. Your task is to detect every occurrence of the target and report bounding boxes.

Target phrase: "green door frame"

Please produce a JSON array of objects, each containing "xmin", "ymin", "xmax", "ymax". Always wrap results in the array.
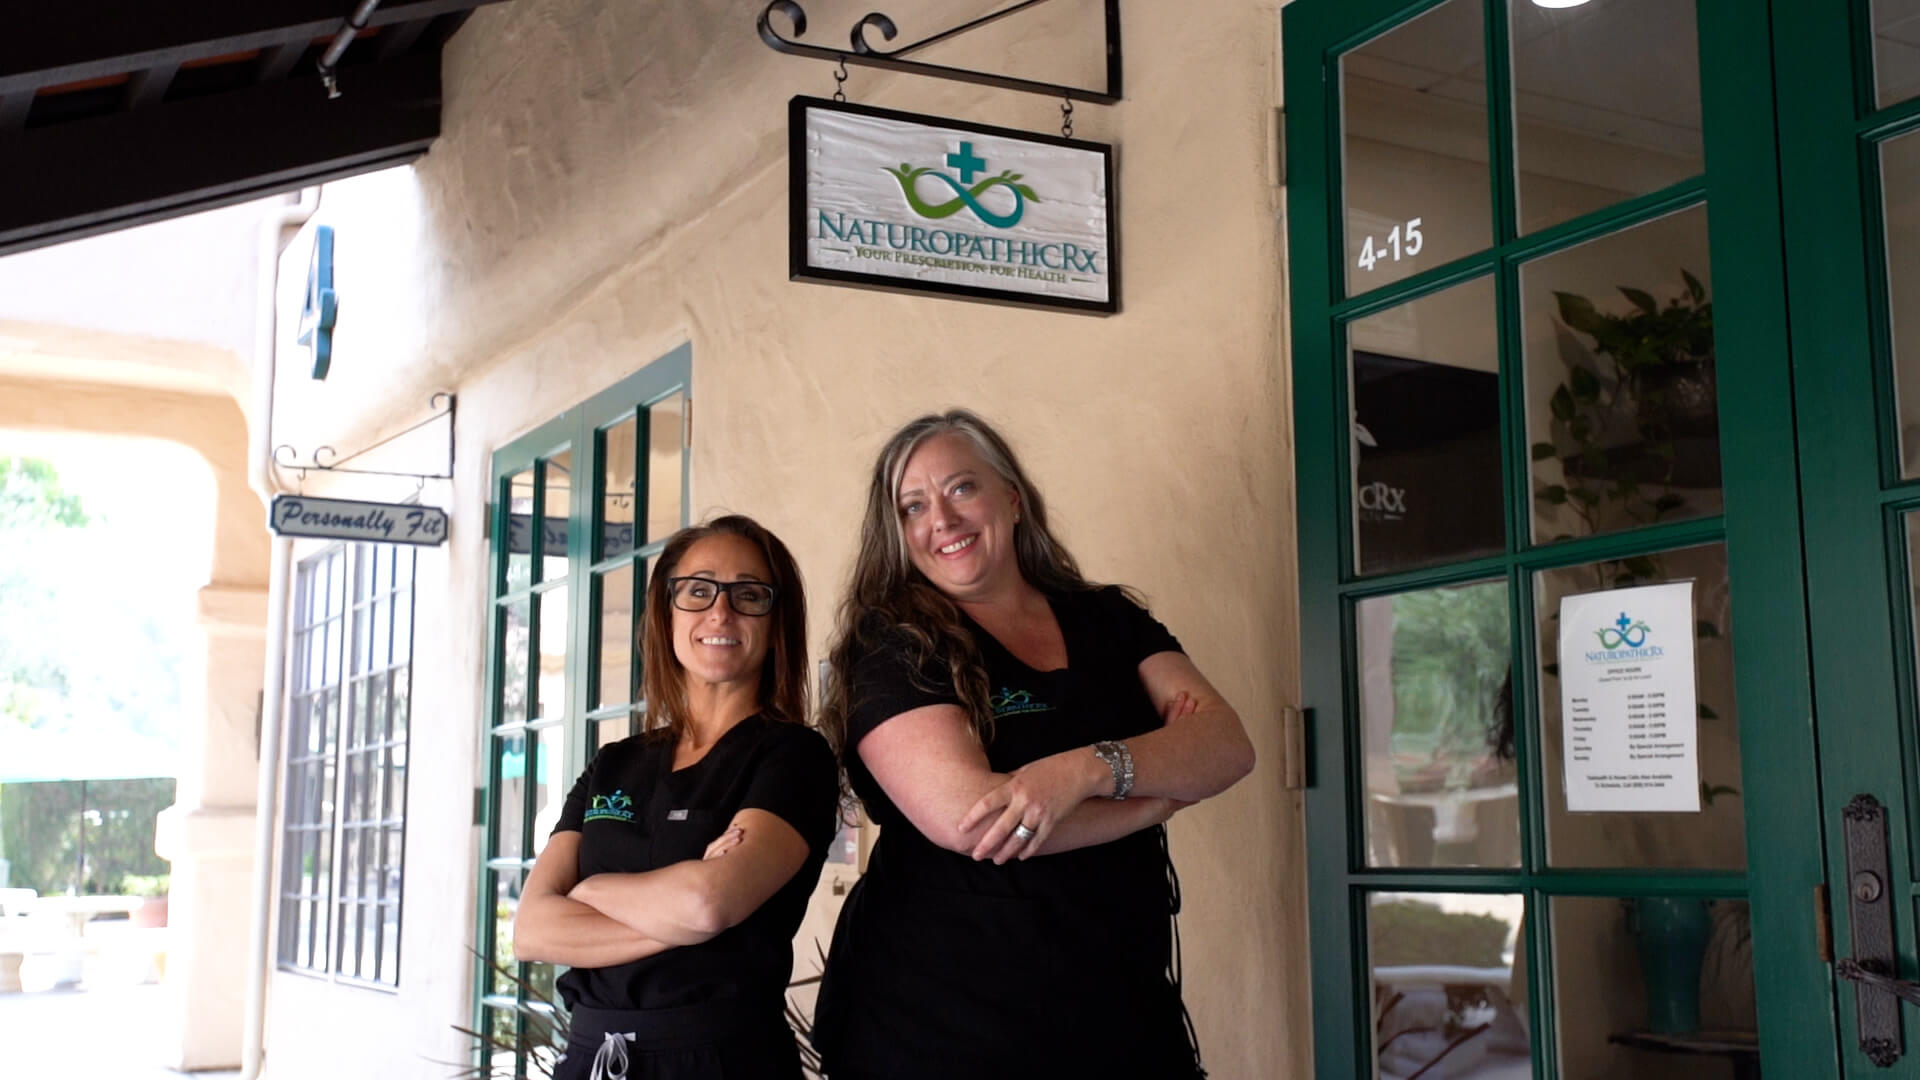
[
  {"xmin": 1282, "ymin": 0, "xmax": 1837, "ymax": 1074},
  {"xmin": 471, "ymin": 345, "xmax": 692, "ymax": 1076},
  {"xmin": 1774, "ymin": 3, "xmax": 1920, "ymax": 1072}
]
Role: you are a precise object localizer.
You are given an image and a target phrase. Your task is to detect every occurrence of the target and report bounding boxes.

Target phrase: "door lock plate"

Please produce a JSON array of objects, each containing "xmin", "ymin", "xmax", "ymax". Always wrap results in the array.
[{"xmin": 1842, "ymin": 793, "xmax": 1905, "ymax": 1065}]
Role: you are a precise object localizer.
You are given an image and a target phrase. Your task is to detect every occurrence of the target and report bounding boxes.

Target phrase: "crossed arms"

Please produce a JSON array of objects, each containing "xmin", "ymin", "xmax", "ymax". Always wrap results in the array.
[{"xmin": 511, "ymin": 808, "xmax": 810, "ymax": 968}]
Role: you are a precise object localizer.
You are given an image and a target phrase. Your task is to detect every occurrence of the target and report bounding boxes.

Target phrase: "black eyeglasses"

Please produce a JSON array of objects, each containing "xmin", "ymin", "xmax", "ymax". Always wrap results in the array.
[{"xmin": 667, "ymin": 576, "xmax": 778, "ymax": 616}]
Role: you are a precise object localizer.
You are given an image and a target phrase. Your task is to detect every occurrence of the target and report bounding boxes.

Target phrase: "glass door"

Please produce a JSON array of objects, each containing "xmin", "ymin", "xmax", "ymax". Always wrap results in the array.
[
  {"xmin": 473, "ymin": 347, "xmax": 692, "ymax": 1078},
  {"xmin": 1285, "ymin": 0, "xmax": 1834, "ymax": 1076},
  {"xmin": 1778, "ymin": 2, "xmax": 1920, "ymax": 1074}
]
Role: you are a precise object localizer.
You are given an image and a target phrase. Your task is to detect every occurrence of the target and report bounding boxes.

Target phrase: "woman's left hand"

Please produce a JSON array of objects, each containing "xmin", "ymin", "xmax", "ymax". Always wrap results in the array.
[
  {"xmin": 959, "ymin": 751, "xmax": 1106, "ymax": 864},
  {"xmin": 960, "ymin": 691, "xmax": 1198, "ymax": 864}
]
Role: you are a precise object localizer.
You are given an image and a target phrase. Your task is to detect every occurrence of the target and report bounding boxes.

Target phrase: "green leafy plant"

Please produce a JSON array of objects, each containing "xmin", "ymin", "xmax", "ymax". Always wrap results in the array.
[
  {"xmin": 117, "ymin": 872, "xmax": 169, "ymax": 897},
  {"xmin": 444, "ymin": 952, "xmax": 569, "ymax": 1080},
  {"xmin": 1369, "ymin": 899, "xmax": 1510, "ymax": 969},
  {"xmin": 1532, "ymin": 271, "xmax": 1716, "ymax": 541}
]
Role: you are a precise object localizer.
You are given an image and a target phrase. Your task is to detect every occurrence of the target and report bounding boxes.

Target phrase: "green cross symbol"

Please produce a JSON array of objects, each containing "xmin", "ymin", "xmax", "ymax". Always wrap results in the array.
[{"xmin": 946, "ymin": 141, "xmax": 987, "ymax": 184}]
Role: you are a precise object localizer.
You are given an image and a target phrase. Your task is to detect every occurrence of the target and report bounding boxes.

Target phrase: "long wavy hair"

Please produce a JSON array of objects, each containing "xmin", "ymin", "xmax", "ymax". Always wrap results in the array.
[
  {"xmin": 640, "ymin": 514, "xmax": 810, "ymax": 738},
  {"xmin": 818, "ymin": 410, "xmax": 1099, "ymax": 760}
]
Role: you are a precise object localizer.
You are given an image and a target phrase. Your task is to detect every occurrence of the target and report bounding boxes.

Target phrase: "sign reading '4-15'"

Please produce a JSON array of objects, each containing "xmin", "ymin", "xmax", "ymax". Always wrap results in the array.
[
  {"xmin": 790, "ymin": 96, "xmax": 1118, "ymax": 314},
  {"xmin": 1355, "ymin": 216, "xmax": 1423, "ymax": 273}
]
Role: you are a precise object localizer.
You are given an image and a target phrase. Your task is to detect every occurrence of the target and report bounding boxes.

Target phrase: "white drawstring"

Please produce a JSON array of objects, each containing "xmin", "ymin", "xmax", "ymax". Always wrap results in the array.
[{"xmin": 588, "ymin": 1031, "xmax": 637, "ymax": 1080}]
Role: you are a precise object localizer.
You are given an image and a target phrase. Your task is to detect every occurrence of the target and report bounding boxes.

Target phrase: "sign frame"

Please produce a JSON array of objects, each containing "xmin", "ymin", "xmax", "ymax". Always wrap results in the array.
[
  {"xmin": 269, "ymin": 493, "xmax": 449, "ymax": 547},
  {"xmin": 788, "ymin": 95, "xmax": 1119, "ymax": 315}
]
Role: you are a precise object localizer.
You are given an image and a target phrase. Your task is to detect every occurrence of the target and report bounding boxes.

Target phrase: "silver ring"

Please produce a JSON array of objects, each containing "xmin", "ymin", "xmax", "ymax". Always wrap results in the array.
[{"xmin": 1013, "ymin": 823, "xmax": 1036, "ymax": 841}]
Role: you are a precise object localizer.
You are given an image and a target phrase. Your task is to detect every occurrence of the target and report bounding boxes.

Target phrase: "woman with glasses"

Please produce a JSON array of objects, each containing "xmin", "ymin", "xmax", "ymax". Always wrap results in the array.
[
  {"xmin": 515, "ymin": 514, "xmax": 838, "ymax": 1080},
  {"xmin": 811, "ymin": 410, "xmax": 1257, "ymax": 1080}
]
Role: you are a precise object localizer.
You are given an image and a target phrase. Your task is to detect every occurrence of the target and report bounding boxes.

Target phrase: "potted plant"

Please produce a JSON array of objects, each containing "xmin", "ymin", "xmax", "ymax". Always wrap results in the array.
[
  {"xmin": 121, "ymin": 872, "xmax": 168, "ymax": 928},
  {"xmin": 1533, "ymin": 270, "xmax": 1717, "ymax": 540}
]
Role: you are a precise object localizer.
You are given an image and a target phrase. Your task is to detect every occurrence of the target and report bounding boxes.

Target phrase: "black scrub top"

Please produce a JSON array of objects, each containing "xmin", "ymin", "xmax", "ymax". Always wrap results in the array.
[
  {"xmin": 813, "ymin": 585, "xmax": 1204, "ymax": 1080},
  {"xmin": 551, "ymin": 713, "xmax": 839, "ymax": 1014}
]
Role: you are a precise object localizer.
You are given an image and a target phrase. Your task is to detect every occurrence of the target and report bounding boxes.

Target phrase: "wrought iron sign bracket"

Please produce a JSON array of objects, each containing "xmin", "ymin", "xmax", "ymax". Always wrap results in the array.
[
  {"xmin": 274, "ymin": 392, "xmax": 457, "ymax": 487},
  {"xmin": 757, "ymin": 0, "xmax": 1122, "ymax": 106}
]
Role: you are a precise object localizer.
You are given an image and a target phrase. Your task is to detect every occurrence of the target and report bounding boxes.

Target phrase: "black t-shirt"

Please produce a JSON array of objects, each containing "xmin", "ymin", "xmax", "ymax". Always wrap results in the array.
[
  {"xmin": 551, "ymin": 713, "xmax": 839, "ymax": 1014},
  {"xmin": 814, "ymin": 586, "xmax": 1203, "ymax": 1080}
]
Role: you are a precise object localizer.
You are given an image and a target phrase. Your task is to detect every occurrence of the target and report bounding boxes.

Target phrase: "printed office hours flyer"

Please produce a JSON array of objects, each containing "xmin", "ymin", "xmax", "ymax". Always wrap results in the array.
[{"xmin": 1558, "ymin": 580, "xmax": 1700, "ymax": 813}]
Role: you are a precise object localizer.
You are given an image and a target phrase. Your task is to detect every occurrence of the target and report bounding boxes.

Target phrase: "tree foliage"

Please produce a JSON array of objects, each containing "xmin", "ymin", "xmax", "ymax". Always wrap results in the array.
[
  {"xmin": 0, "ymin": 457, "xmax": 90, "ymax": 529},
  {"xmin": 0, "ymin": 778, "xmax": 175, "ymax": 894},
  {"xmin": 0, "ymin": 457, "xmax": 91, "ymax": 728}
]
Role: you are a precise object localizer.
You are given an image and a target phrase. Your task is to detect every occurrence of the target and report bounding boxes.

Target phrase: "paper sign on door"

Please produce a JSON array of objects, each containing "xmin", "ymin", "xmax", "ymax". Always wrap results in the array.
[{"xmin": 1559, "ymin": 580, "xmax": 1700, "ymax": 813}]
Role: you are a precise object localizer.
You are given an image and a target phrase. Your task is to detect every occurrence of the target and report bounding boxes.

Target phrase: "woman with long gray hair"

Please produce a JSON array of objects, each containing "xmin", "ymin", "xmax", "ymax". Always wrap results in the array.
[{"xmin": 811, "ymin": 410, "xmax": 1255, "ymax": 1080}]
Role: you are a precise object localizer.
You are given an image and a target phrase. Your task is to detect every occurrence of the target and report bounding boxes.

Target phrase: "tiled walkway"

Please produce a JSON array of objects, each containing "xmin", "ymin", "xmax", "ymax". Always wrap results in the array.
[{"xmin": 0, "ymin": 983, "xmax": 241, "ymax": 1079}]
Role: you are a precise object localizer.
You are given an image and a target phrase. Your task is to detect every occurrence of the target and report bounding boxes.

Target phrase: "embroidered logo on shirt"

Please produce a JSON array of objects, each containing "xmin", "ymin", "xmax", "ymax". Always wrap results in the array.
[
  {"xmin": 990, "ymin": 687, "xmax": 1053, "ymax": 718},
  {"xmin": 583, "ymin": 790, "xmax": 636, "ymax": 824}
]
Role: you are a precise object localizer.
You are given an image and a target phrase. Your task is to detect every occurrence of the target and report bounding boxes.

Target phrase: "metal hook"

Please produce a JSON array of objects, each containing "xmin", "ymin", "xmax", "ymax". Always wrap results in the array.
[
  {"xmin": 1061, "ymin": 92, "xmax": 1074, "ymax": 138},
  {"xmin": 833, "ymin": 56, "xmax": 849, "ymax": 101}
]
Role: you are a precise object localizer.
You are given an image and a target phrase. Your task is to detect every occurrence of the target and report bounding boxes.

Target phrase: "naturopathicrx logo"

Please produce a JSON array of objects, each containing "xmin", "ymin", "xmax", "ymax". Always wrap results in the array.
[
  {"xmin": 990, "ymin": 687, "xmax": 1053, "ymax": 719},
  {"xmin": 813, "ymin": 136, "xmax": 1106, "ymax": 286},
  {"xmin": 583, "ymin": 790, "xmax": 635, "ymax": 824},
  {"xmin": 1585, "ymin": 611, "xmax": 1664, "ymax": 663},
  {"xmin": 883, "ymin": 141, "xmax": 1038, "ymax": 229}
]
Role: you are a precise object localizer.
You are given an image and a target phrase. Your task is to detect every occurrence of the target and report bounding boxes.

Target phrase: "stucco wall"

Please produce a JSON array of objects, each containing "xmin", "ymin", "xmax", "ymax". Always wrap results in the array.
[{"xmin": 264, "ymin": 2, "xmax": 1305, "ymax": 1077}]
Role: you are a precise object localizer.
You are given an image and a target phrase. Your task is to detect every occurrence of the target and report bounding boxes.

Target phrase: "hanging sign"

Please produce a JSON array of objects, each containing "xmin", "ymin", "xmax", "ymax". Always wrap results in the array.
[
  {"xmin": 269, "ymin": 495, "xmax": 448, "ymax": 547},
  {"xmin": 789, "ymin": 96, "xmax": 1117, "ymax": 314},
  {"xmin": 1558, "ymin": 581, "xmax": 1700, "ymax": 813}
]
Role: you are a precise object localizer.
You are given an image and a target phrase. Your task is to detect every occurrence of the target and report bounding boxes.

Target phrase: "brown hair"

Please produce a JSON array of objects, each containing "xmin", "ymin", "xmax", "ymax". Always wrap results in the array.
[
  {"xmin": 818, "ymin": 409, "xmax": 1100, "ymax": 760},
  {"xmin": 640, "ymin": 514, "xmax": 810, "ymax": 738}
]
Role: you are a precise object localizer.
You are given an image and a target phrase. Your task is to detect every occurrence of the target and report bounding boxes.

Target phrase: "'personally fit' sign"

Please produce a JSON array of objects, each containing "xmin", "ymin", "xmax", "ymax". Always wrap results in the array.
[{"xmin": 269, "ymin": 495, "xmax": 448, "ymax": 547}]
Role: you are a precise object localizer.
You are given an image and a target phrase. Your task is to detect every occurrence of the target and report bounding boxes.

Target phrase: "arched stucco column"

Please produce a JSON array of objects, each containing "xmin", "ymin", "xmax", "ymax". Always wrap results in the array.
[{"xmin": 0, "ymin": 374, "xmax": 267, "ymax": 1071}]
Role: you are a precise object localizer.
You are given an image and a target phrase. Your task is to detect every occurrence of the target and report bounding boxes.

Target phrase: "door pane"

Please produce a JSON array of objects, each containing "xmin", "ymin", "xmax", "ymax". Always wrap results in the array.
[
  {"xmin": 541, "ymin": 451, "xmax": 573, "ymax": 584},
  {"xmin": 646, "ymin": 393, "xmax": 685, "ymax": 545},
  {"xmin": 494, "ymin": 732, "xmax": 527, "ymax": 862},
  {"xmin": 601, "ymin": 414, "xmax": 638, "ymax": 559},
  {"xmin": 1525, "ymin": 206, "xmax": 1719, "ymax": 544},
  {"xmin": 1357, "ymin": 581, "xmax": 1519, "ymax": 868},
  {"xmin": 505, "ymin": 467, "xmax": 534, "ymax": 592},
  {"xmin": 1351, "ymin": 275, "xmax": 1503, "ymax": 574},
  {"xmin": 1368, "ymin": 891, "xmax": 1531, "ymax": 1079},
  {"xmin": 1878, "ymin": 129, "xmax": 1920, "ymax": 476},
  {"xmin": 594, "ymin": 563, "xmax": 636, "ymax": 709},
  {"xmin": 489, "ymin": 869, "xmax": 523, "ymax": 995},
  {"xmin": 1536, "ymin": 543, "xmax": 1744, "ymax": 869},
  {"xmin": 1876, "ymin": 0, "xmax": 1920, "ymax": 108},
  {"xmin": 1509, "ymin": 0, "xmax": 1703, "ymax": 235},
  {"xmin": 499, "ymin": 599, "xmax": 530, "ymax": 729},
  {"xmin": 531, "ymin": 724, "xmax": 568, "ymax": 851},
  {"xmin": 1550, "ymin": 895, "xmax": 1757, "ymax": 1078},
  {"xmin": 534, "ymin": 588, "xmax": 568, "ymax": 723},
  {"xmin": 1340, "ymin": 0, "xmax": 1491, "ymax": 295}
]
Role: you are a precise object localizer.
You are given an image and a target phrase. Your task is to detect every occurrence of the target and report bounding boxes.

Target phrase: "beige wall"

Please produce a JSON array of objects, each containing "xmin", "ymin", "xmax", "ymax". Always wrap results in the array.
[{"xmin": 261, "ymin": 0, "xmax": 1305, "ymax": 1077}]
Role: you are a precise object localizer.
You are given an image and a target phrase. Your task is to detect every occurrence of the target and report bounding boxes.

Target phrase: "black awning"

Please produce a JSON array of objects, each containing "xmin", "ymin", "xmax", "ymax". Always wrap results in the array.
[{"xmin": 0, "ymin": 1, "xmax": 509, "ymax": 256}]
